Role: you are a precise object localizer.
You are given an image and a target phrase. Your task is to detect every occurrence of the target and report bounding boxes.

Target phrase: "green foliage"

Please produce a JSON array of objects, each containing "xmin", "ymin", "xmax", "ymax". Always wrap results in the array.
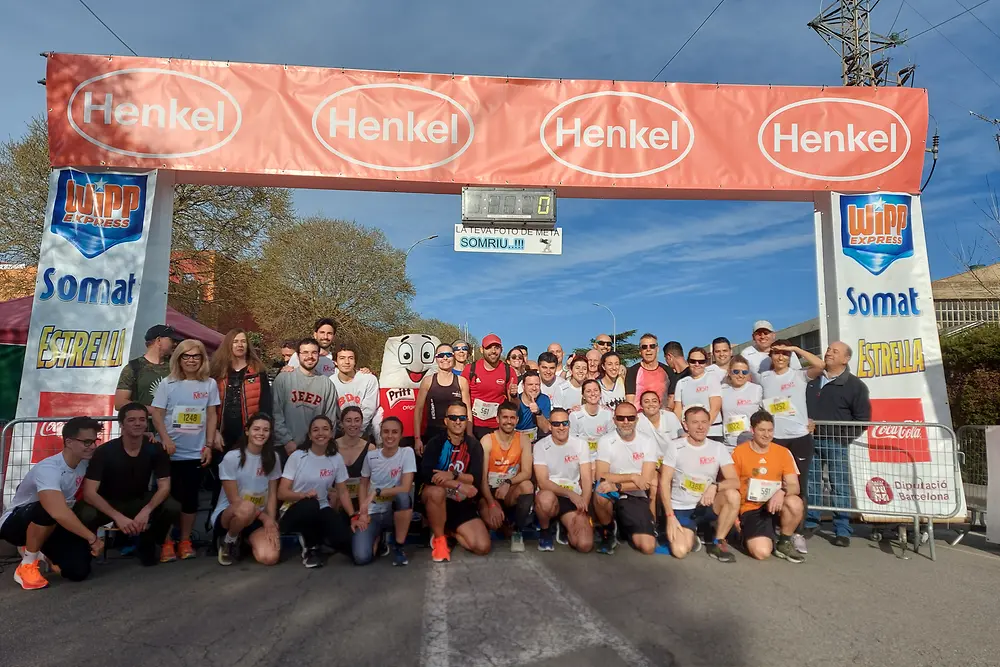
[{"xmin": 941, "ymin": 325, "xmax": 1000, "ymax": 427}]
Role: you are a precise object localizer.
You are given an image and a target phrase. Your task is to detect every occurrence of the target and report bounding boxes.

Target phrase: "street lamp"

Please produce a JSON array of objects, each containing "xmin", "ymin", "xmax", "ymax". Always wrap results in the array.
[
  {"xmin": 405, "ymin": 234, "xmax": 439, "ymax": 257},
  {"xmin": 593, "ymin": 302, "xmax": 616, "ymax": 350}
]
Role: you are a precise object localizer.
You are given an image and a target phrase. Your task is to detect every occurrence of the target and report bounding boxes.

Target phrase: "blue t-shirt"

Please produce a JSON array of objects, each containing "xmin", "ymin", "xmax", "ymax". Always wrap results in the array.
[{"xmin": 516, "ymin": 393, "xmax": 551, "ymax": 431}]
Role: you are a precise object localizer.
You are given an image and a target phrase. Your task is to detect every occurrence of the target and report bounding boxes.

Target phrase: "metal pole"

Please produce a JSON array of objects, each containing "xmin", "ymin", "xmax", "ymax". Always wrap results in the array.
[
  {"xmin": 405, "ymin": 234, "xmax": 439, "ymax": 258},
  {"xmin": 593, "ymin": 302, "xmax": 616, "ymax": 350}
]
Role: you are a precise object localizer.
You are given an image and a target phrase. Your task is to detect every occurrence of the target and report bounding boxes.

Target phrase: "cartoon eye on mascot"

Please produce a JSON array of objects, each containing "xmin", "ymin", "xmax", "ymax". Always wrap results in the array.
[{"xmin": 372, "ymin": 334, "xmax": 441, "ymax": 445}]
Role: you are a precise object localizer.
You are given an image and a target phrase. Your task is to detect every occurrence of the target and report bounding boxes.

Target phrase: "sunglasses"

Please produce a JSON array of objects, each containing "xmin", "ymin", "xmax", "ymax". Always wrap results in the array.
[
  {"xmin": 435, "ymin": 352, "xmax": 454, "ymax": 359},
  {"xmin": 640, "ymin": 344, "xmax": 658, "ymax": 350},
  {"xmin": 730, "ymin": 369, "xmax": 750, "ymax": 376},
  {"xmin": 596, "ymin": 341, "xmax": 612, "ymax": 346},
  {"xmin": 454, "ymin": 346, "xmax": 470, "ymax": 352},
  {"xmin": 445, "ymin": 415, "xmax": 468, "ymax": 422},
  {"xmin": 181, "ymin": 353, "xmax": 203, "ymax": 360},
  {"xmin": 509, "ymin": 354, "xmax": 523, "ymax": 360},
  {"xmin": 550, "ymin": 420, "xmax": 570, "ymax": 427},
  {"xmin": 688, "ymin": 358, "xmax": 707, "ymax": 365},
  {"xmin": 614, "ymin": 415, "xmax": 638, "ymax": 422},
  {"xmin": 771, "ymin": 350, "xmax": 792, "ymax": 357}
]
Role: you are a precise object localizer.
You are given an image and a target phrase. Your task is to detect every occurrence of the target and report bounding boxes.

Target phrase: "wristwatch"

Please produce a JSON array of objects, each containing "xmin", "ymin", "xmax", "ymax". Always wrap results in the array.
[
  {"xmin": 452, "ymin": 469, "xmax": 459, "ymax": 480},
  {"xmin": 375, "ymin": 488, "xmax": 382, "ymax": 498},
  {"xmin": 615, "ymin": 482, "xmax": 623, "ymax": 493}
]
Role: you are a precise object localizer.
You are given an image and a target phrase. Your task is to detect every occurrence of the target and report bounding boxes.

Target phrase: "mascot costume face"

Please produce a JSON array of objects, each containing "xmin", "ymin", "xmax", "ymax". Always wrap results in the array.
[{"xmin": 378, "ymin": 334, "xmax": 441, "ymax": 441}]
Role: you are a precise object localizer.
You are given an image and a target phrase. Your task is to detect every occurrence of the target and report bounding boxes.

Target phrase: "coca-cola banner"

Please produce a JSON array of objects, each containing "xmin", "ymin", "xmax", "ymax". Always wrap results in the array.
[
  {"xmin": 3, "ymin": 169, "xmax": 158, "ymax": 505},
  {"xmin": 816, "ymin": 192, "xmax": 964, "ymax": 519}
]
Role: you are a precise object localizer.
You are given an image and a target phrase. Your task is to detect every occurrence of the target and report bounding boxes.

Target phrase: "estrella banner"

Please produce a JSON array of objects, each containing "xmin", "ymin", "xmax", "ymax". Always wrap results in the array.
[{"xmin": 4, "ymin": 168, "xmax": 157, "ymax": 505}]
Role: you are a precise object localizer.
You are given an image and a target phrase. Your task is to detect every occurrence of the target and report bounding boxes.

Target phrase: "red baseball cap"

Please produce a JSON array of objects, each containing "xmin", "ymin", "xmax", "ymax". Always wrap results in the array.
[{"xmin": 482, "ymin": 333, "xmax": 502, "ymax": 348}]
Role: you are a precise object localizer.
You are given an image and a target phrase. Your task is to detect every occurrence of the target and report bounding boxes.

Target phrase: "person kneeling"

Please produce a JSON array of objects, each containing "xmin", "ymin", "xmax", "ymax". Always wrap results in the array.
[
  {"xmin": 354, "ymin": 417, "xmax": 416, "ymax": 566},
  {"xmin": 731, "ymin": 411, "xmax": 805, "ymax": 563},
  {"xmin": 76, "ymin": 403, "xmax": 180, "ymax": 567},
  {"xmin": 478, "ymin": 402, "xmax": 535, "ymax": 553},
  {"xmin": 533, "ymin": 409, "xmax": 593, "ymax": 553},
  {"xmin": 420, "ymin": 401, "xmax": 491, "ymax": 562},
  {"xmin": 659, "ymin": 406, "xmax": 740, "ymax": 563},
  {"xmin": 0, "ymin": 417, "xmax": 104, "ymax": 589},
  {"xmin": 278, "ymin": 415, "xmax": 354, "ymax": 568},
  {"xmin": 212, "ymin": 413, "xmax": 282, "ymax": 566}
]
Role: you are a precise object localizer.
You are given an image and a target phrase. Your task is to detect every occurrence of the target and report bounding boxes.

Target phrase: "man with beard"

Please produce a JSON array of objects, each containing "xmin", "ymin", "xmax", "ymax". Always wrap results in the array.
[
  {"xmin": 462, "ymin": 334, "xmax": 517, "ymax": 441},
  {"xmin": 478, "ymin": 402, "xmax": 534, "ymax": 553},
  {"xmin": 272, "ymin": 339, "xmax": 340, "ymax": 463}
]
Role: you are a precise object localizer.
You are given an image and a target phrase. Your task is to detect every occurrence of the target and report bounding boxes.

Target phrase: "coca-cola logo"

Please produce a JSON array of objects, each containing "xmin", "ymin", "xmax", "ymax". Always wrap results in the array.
[
  {"xmin": 869, "ymin": 423, "xmax": 925, "ymax": 440},
  {"xmin": 39, "ymin": 421, "xmax": 64, "ymax": 437},
  {"xmin": 868, "ymin": 398, "xmax": 931, "ymax": 464}
]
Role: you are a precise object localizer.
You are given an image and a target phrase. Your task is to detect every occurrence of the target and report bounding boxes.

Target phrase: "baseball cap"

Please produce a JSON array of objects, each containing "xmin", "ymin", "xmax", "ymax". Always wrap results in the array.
[
  {"xmin": 736, "ymin": 431, "xmax": 754, "ymax": 445},
  {"xmin": 752, "ymin": 320, "xmax": 774, "ymax": 333},
  {"xmin": 482, "ymin": 333, "xmax": 502, "ymax": 348},
  {"xmin": 145, "ymin": 324, "xmax": 179, "ymax": 342}
]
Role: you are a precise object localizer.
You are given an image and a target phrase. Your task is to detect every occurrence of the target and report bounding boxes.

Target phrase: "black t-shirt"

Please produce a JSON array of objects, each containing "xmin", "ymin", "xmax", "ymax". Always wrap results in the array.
[
  {"xmin": 222, "ymin": 367, "xmax": 248, "ymax": 444},
  {"xmin": 666, "ymin": 366, "xmax": 692, "ymax": 398},
  {"xmin": 85, "ymin": 437, "xmax": 171, "ymax": 502}
]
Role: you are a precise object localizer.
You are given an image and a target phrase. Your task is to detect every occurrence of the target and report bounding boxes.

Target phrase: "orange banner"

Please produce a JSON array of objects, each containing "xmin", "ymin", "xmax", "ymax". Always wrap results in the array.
[{"xmin": 46, "ymin": 53, "xmax": 929, "ymax": 199}]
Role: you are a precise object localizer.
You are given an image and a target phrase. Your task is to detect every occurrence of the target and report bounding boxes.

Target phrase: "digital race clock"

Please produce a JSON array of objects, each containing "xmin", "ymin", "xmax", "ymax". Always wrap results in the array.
[{"xmin": 461, "ymin": 187, "xmax": 556, "ymax": 224}]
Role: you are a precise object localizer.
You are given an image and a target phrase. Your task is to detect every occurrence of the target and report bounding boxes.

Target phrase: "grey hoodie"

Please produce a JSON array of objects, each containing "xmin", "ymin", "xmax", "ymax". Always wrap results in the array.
[{"xmin": 272, "ymin": 368, "xmax": 339, "ymax": 445}]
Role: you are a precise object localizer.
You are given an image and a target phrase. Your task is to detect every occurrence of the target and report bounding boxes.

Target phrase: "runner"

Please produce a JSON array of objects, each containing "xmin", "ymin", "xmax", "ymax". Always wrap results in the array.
[
  {"xmin": 330, "ymin": 345, "xmax": 380, "ymax": 435},
  {"xmin": 635, "ymin": 390, "xmax": 683, "ymax": 520},
  {"xmin": 585, "ymin": 349, "xmax": 602, "ymax": 380},
  {"xmin": 706, "ymin": 337, "xmax": 733, "ymax": 383},
  {"xmin": 452, "ymin": 339, "xmax": 471, "ymax": 375},
  {"xmin": 478, "ymin": 402, "xmax": 534, "ymax": 553},
  {"xmin": 547, "ymin": 342, "xmax": 568, "ymax": 379},
  {"xmin": 625, "ymin": 333, "xmax": 671, "ymax": 407},
  {"xmin": 554, "ymin": 355, "xmax": 589, "ymax": 411},
  {"xmin": 506, "ymin": 347, "xmax": 527, "ymax": 378},
  {"xmin": 272, "ymin": 338, "xmax": 339, "ymax": 463},
  {"xmin": 333, "ymin": 407, "xmax": 376, "ymax": 515},
  {"xmin": 277, "ymin": 415, "xmax": 353, "ymax": 568},
  {"xmin": 720, "ymin": 355, "xmax": 763, "ymax": 452},
  {"xmin": 672, "ymin": 347, "xmax": 724, "ymax": 442},
  {"xmin": 537, "ymin": 351, "xmax": 570, "ymax": 399},
  {"xmin": 461, "ymin": 333, "xmax": 517, "ymax": 441},
  {"xmin": 534, "ymin": 408, "xmax": 594, "ymax": 553},
  {"xmin": 594, "ymin": 334, "xmax": 614, "ymax": 353},
  {"xmin": 355, "ymin": 417, "xmax": 417, "ymax": 566},
  {"xmin": 512, "ymin": 345, "xmax": 536, "ymax": 371},
  {"xmin": 598, "ymin": 351, "xmax": 626, "ymax": 408},
  {"xmin": 77, "ymin": 403, "xmax": 179, "ymax": 568},
  {"xmin": 211, "ymin": 413, "xmax": 282, "ymax": 566},
  {"xmin": 150, "ymin": 339, "xmax": 220, "ymax": 562},
  {"xmin": 272, "ymin": 339, "xmax": 298, "ymax": 376},
  {"xmin": 420, "ymin": 401, "xmax": 491, "ymax": 561},
  {"xmin": 593, "ymin": 403, "xmax": 658, "ymax": 555},
  {"xmin": 569, "ymin": 379, "xmax": 615, "ymax": 475},
  {"xmin": 731, "ymin": 411, "xmax": 805, "ymax": 563},
  {"xmin": 759, "ymin": 340, "xmax": 825, "ymax": 554},
  {"xmin": 0, "ymin": 417, "xmax": 103, "ymax": 589},
  {"xmin": 414, "ymin": 343, "xmax": 471, "ymax": 456},
  {"xmin": 659, "ymin": 406, "xmax": 740, "ymax": 562},
  {"xmin": 516, "ymin": 370, "xmax": 551, "ymax": 444},
  {"xmin": 742, "ymin": 320, "xmax": 801, "ymax": 382},
  {"xmin": 663, "ymin": 341, "xmax": 690, "ymax": 410},
  {"xmin": 115, "ymin": 324, "xmax": 178, "ymax": 411},
  {"xmin": 287, "ymin": 318, "xmax": 339, "ymax": 376}
]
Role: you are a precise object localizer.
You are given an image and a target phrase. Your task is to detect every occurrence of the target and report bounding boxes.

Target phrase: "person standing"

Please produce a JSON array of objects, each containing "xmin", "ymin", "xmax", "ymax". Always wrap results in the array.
[
  {"xmin": 625, "ymin": 333, "xmax": 671, "ymax": 407},
  {"xmin": 570, "ymin": 379, "xmax": 615, "ymax": 474},
  {"xmin": 271, "ymin": 338, "xmax": 339, "ymax": 463},
  {"xmin": 554, "ymin": 355, "xmax": 589, "ymax": 411},
  {"xmin": 537, "ymin": 351, "xmax": 570, "ymax": 400},
  {"xmin": 593, "ymin": 335, "xmax": 614, "ymax": 353},
  {"xmin": 706, "ymin": 337, "xmax": 733, "ymax": 384},
  {"xmin": 415, "ymin": 343, "xmax": 472, "ymax": 455},
  {"xmin": 287, "ymin": 318, "xmax": 339, "ymax": 376},
  {"xmin": 597, "ymin": 351, "xmax": 626, "ymax": 408},
  {"xmin": 585, "ymin": 349, "xmax": 602, "ymax": 380},
  {"xmin": 742, "ymin": 320, "xmax": 801, "ymax": 382},
  {"xmin": 672, "ymin": 347, "xmax": 724, "ymax": 442},
  {"xmin": 150, "ymin": 339, "xmax": 219, "ymax": 561},
  {"xmin": 330, "ymin": 346, "xmax": 380, "ymax": 436},
  {"xmin": 114, "ymin": 324, "xmax": 178, "ymax": 411},
  {"xmin": 461, "ymin": 333, "xmax": 517, "ymax": 441},
  {"xmin": 720, "ymin": 355, "xmax": 763, "ymax": 451},
  {"xmin": 804, "ymin": 341, "xmax": 871, "ymax": 547},
  {"xmin": 663, "ymin": 341, "xmax": 690, "ymax": 410},
  {"xmin": 506, "ymin": 348, "xmax": 528, "ymax": 378},
  {"xmin": 452, "ymin": 339, "xmax": 472, "ymax": 375}
]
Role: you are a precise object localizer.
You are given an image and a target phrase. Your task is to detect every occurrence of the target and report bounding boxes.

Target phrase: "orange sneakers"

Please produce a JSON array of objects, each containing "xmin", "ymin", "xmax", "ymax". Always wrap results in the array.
[
  {"xmin": 431, "ymin": 535, "xmax": 450, "ymax": 563},
  {"xmin": 178, "ymin": 540, "xmax": 197, "ymax": 560},
  {"xmin": 14, "ymin": 561, "xmax": 49, "ymax": 590},
  {"xmin": 160, "ymin": 539, "xmax": 177, "ymax": 563}
]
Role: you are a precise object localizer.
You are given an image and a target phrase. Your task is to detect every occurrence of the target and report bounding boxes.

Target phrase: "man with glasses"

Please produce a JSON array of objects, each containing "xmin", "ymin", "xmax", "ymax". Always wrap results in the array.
[
  {"xmin": 452, "ymin": 339, "xmax": 472, "ymax": 375},
  {"xmin": 742, "ymin": 320, "xmax": 800, "ymax": 382},
  {"xmin": 534, "ymin": 408, "xmax": 594, "ymax": 553},
  {"xmin": 462, "ymin": 334, "xmax": 517, "ymax": 441},
  {"xmin": 0, "ymin": 417, "xmax": 105, "ymax": 589},
  {"xmin": 594, "ymin": 334, "xmax": 614, "ymax": 353},
  {"xmin": 421, "ymin": 401, "xmax": 491, "ymax": 562},
  {"xmin": 663, "ymin": 341, "xmax": 690, "ymax": 410},
  {"xmin": 593, "ymin": 403, "xmax": 658, "ymax": 556},
  {"xmin": 706, "ymin": 337, "xmax": 733, "ymax": 384},
  {"xmin": 272, "ymin": 338, "xmax": 340, "ymax": 463},
  {"xmin": 625, "ymin": 333, "xmax": 671, "ymax": 408}
]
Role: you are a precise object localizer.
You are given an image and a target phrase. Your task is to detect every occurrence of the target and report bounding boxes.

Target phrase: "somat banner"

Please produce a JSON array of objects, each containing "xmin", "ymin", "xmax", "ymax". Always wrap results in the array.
[
  {"xmin": 45, "ymin": 54, "xmax": 929, "ymax": 199},
  {"xmin": 4, "ymin": 168, "xmax": 157, "ymax": 505}
]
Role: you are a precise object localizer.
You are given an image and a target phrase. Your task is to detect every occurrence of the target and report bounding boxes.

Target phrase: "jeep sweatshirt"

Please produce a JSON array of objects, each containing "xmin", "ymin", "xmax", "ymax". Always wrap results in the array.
[{"xmin": 272, "ymin": 368, "xmax": 340, "ymax": 446}]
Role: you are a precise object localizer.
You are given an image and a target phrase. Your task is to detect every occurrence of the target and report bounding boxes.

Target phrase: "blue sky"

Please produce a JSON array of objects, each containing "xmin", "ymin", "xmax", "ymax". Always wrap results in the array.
[{"xmin": 3, "ymin": 1, "xmax": 999, "ymax": 357}]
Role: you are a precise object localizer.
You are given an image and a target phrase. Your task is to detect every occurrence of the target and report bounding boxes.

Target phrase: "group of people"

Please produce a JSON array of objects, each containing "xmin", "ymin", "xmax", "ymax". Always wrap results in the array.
[{"xmin": 0, "ymin": 317, "xmax": 871, "ymax": 590}]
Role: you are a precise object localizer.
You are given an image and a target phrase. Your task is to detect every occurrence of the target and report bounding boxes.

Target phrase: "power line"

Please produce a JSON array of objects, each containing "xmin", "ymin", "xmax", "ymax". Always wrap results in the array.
[
  {"xmin": 888, "ymin": 0, "xmax": 905, "ymax": 35},
  {"xmin": 77, "ymin": 0, "xmax": 138, "ymax": 56},
  {"xmin": 903, "ymin": 0, "xmax": 994, "ymax": 42},
  {"xmin": 651, "ymin": 0, "xmax": 727, "ymax": 81},
  {"xmin": 953, "ymin": 0, "xmax": 1000, "ymax": 43},
  {"xmin": 904, "ymin": 0, "xmax": 1000, "ymax": 91}
]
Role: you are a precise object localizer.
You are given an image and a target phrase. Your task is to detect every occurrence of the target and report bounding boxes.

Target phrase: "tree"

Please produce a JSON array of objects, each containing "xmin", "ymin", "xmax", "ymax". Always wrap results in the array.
[{"xmin": 941, "ymin": 324, "xmax": 1000, "ymax": 428}]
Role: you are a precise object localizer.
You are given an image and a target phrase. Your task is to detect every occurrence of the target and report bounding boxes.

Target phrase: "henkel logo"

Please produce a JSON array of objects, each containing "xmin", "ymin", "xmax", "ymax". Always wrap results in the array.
[
  {"xmin": 865, "ymin": 477, "xmax": 894, "ymax": 505},
  {"xmin": 539, "ymin": 91, "xmax": 695, "ymax": 178},
  {"xmin": 757, "ymin": 98, "xmax": 911, "ymax": 181},
  {"xmin": 32, "ymin": 391, "xmax": 114, "ymax": 464},
  {"xmin": 840, "ymin": 194, "xmax": 914, "ymax": 275},
  {"xmin": 50, "ymin": 169, "xmax": 147, "ymax": 258},
  {"xmin": 868, "ymin": 398, "xmax": 930, "ymax": 464},
  {"xmin": 312, "ymin": 84, "xmax": 475, "ymax": 172},
  {"xmin": 67, "ymin": 68, "xmax": 243, "ymax": 159}
]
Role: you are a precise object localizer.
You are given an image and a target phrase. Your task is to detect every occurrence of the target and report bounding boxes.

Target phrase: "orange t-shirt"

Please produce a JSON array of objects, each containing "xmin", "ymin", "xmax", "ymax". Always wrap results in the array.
[
  {"xmin": 731, "ymin": 442, "xmax": 799, "ymax": 514},
  {"xmin": 484, "ymin": 432, "xmax": 523, "ymax": 489}
]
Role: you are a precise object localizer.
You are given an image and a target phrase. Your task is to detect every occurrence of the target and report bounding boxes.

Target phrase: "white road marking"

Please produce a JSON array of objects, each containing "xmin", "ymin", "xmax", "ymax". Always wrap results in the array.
[{"xmin": 419, "ymin": 564, "xmax": 450, "ymax": 667}]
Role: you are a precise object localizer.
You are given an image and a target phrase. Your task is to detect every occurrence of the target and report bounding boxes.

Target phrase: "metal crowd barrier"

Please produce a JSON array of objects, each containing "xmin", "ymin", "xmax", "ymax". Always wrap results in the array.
[
  {"xmin": 1, "ymin": 416, "xmax": 120, "ymax": 510},
  {"xmin": 953, "ymin": 425, "xmax": 990, "ymax": 544},
  {"xmin": 809, "ymin": 420, "xmax": 964, "ymax": 561}
]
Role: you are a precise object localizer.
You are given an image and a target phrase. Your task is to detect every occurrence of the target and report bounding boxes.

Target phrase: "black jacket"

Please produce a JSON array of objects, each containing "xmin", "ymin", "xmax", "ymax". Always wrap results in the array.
[
  {"xmin": 806, "ymin": 370, "xmax": 871, "ymax": 439},
  {"xmin": 420, "ymin": 432, "xmax": 483, "ymax": 490}
]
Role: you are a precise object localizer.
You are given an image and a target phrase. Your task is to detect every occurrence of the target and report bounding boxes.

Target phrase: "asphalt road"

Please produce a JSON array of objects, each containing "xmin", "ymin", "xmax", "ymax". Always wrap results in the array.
[{"xmin": 0, "ymin": 529, "xmax": 997, "ymax": 667}]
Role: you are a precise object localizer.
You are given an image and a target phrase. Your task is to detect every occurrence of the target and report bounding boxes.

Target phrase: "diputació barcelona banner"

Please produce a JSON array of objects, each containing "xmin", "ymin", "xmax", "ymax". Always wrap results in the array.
[
  {"xmin": 3, "ymin": 168, "xmax": 157, "ymax": 505},
  {"xmin": 45, "ymin": 53, "xmax": 929, "ymax": 198}
]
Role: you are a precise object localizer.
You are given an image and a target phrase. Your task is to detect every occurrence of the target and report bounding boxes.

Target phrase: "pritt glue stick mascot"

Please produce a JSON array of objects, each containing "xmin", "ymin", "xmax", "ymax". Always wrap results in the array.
[{"xmin": 375, "ymin": 334, "xmax": 440, "ymax": 446}]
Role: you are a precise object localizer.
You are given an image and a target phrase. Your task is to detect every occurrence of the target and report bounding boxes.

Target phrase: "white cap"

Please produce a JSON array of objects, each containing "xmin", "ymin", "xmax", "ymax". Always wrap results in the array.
[{"xmin": 752, "ymin": 320, "xmax": 774, "ymax": 333}]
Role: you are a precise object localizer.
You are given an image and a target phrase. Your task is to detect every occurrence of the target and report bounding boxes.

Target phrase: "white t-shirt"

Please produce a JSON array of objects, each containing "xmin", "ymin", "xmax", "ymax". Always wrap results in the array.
[
  {"xmin": 211, "ymin": 449, "xmax": 283, "ymax": 524},
  {"xmin": 596, "ymin": 430, "xmax": 657, "ymax": 496},
  {"xmin": 281, "ymin": 449, "xmax": 348, "ymax": 510},
  {"xmin": 151, "ymin": 378, "xmax": 221, "ymax": 461},
  {"xmin": 0, "ymin": 453, "xmax": 88, "ymax": 530},
  {"xmin": 288, "ymin": 351, "xmax": 337, "ymax": 377},
  {"xmin": 533, "ymin": 435, "xmax": 589, "ymax": 495},
  {"xmin": 553, "ymin": 382, "xmax": 583, "ymax": 411},
  {"xmin": 569, "ymin": 406, "xmax": 615, "ymax": 461},
  {"xmin": 705, "ymin": 364, "xmax": 727, "ymax": 384},
  {"xmin": 637, "ymin": 410, "xmax": 684, "ymax": 462},
  {"xmin": 673, "ymin": 374, "xmax": 723, "ymax": 436},
  {"xmin": 361, "ymin": 446, "xmax": 417, "ymax": 514},
  {"xmin": 743, "ymin": 347, "xmax": 801, "ymax": 383},
  {"xmin": 330, "ymin": 372, "xmax": 380, "ymax": 430},
  {"xmin": 759, "ymin": 369, "xmax": 811, "ymax": 439},
  {"xmin": 599, "ymin": 378, "xmax": 626, "ymax": 408},
  {"xmin": 540, "ymin": 376, "xmax": 570, "ymax": 400},
  {"xmin": 662, "ymin": 437, "xmax": 733, "ymax": 511},
  {"xmin": 721, "ymin": 383, "xmax": 764, "ymax": 449}
]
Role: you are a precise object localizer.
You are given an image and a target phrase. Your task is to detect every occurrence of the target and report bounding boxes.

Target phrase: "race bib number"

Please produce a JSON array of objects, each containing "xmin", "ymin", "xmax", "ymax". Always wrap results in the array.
[
  {"xmin": 556, "ymin": 481, "xmax": 580, "ymax": 494},
  {"xmin": 588, "ymin": 440, "xmax": 598, "ymax": 453},
  {"xmin": 680, "ymin": 473, "xmax": 711, "ymax": 496},
  {"xmin": 345, "ymin": 481, "xmax": 360, "ymax": 499},
  {"xmin": 374, "ymin": 495, "xmax": 393, "ymax": 504},
  {"xmin": 472, "ymin": 399, "xmax": 500, "ymax": 421},
  {"xmin": 520, "ymin": 428, "xmax": 538, "ymax": 443},
  {"xmin": 765, "ymin": 397, "xmax": 793, "ymax": 416},
  {"xmin": 747, "ymin": 478, "xmax": 782, "ymax": 503},
  {"xmin": 173, "ymin": 406, "xmax": 204, "ymax": 431},
  {"xmin": 488, "ymin": 471, "xmax": 512, "ymax": 488},
  {"xmin": 241, "ymin": 492, "xmax": 266, "ymax": 509},
  {"xmin": 725, "ymin": 414, "xmax": 750, "ymax": 434}
]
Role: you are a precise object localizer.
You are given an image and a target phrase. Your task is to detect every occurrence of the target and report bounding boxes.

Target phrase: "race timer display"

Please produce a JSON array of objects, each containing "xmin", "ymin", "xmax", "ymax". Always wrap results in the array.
[{"xmin": 461, "ymin": 187, "xmax": 556, "ymax": 223}]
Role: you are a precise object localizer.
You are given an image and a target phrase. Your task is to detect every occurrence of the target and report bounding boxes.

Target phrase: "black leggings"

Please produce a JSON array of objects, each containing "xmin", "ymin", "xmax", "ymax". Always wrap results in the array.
[
  {"xmin": 0, "ymin": 502, "xmax": 92, "ymax": 581},
  {"xmin": 774, "ymin": 434, "xmax": 814, "ymax": 522},
  {"xmin": 170, "ymin": 459, "xmax": 203, "ymax": 514},
  {"xmin": 279, "ymin": 498, "xmax": 352, "ymax": 550}
]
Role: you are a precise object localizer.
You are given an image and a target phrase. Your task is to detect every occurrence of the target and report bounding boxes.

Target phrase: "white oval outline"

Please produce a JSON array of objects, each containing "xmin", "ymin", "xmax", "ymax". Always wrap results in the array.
[
  {"xmin": 67, "ymin": 68, "xmax": 243, "ymax": 160},
  {"xmin": 538, "ymin": 91, "xmax": 695, "ymax": 179},
  {"xmin": 311, "ymin": 83, "xmax": 475, "ymax": 172},
  {"xmin": 756, "ymin": 97, "xmax": 912, "ymax": 182}
]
